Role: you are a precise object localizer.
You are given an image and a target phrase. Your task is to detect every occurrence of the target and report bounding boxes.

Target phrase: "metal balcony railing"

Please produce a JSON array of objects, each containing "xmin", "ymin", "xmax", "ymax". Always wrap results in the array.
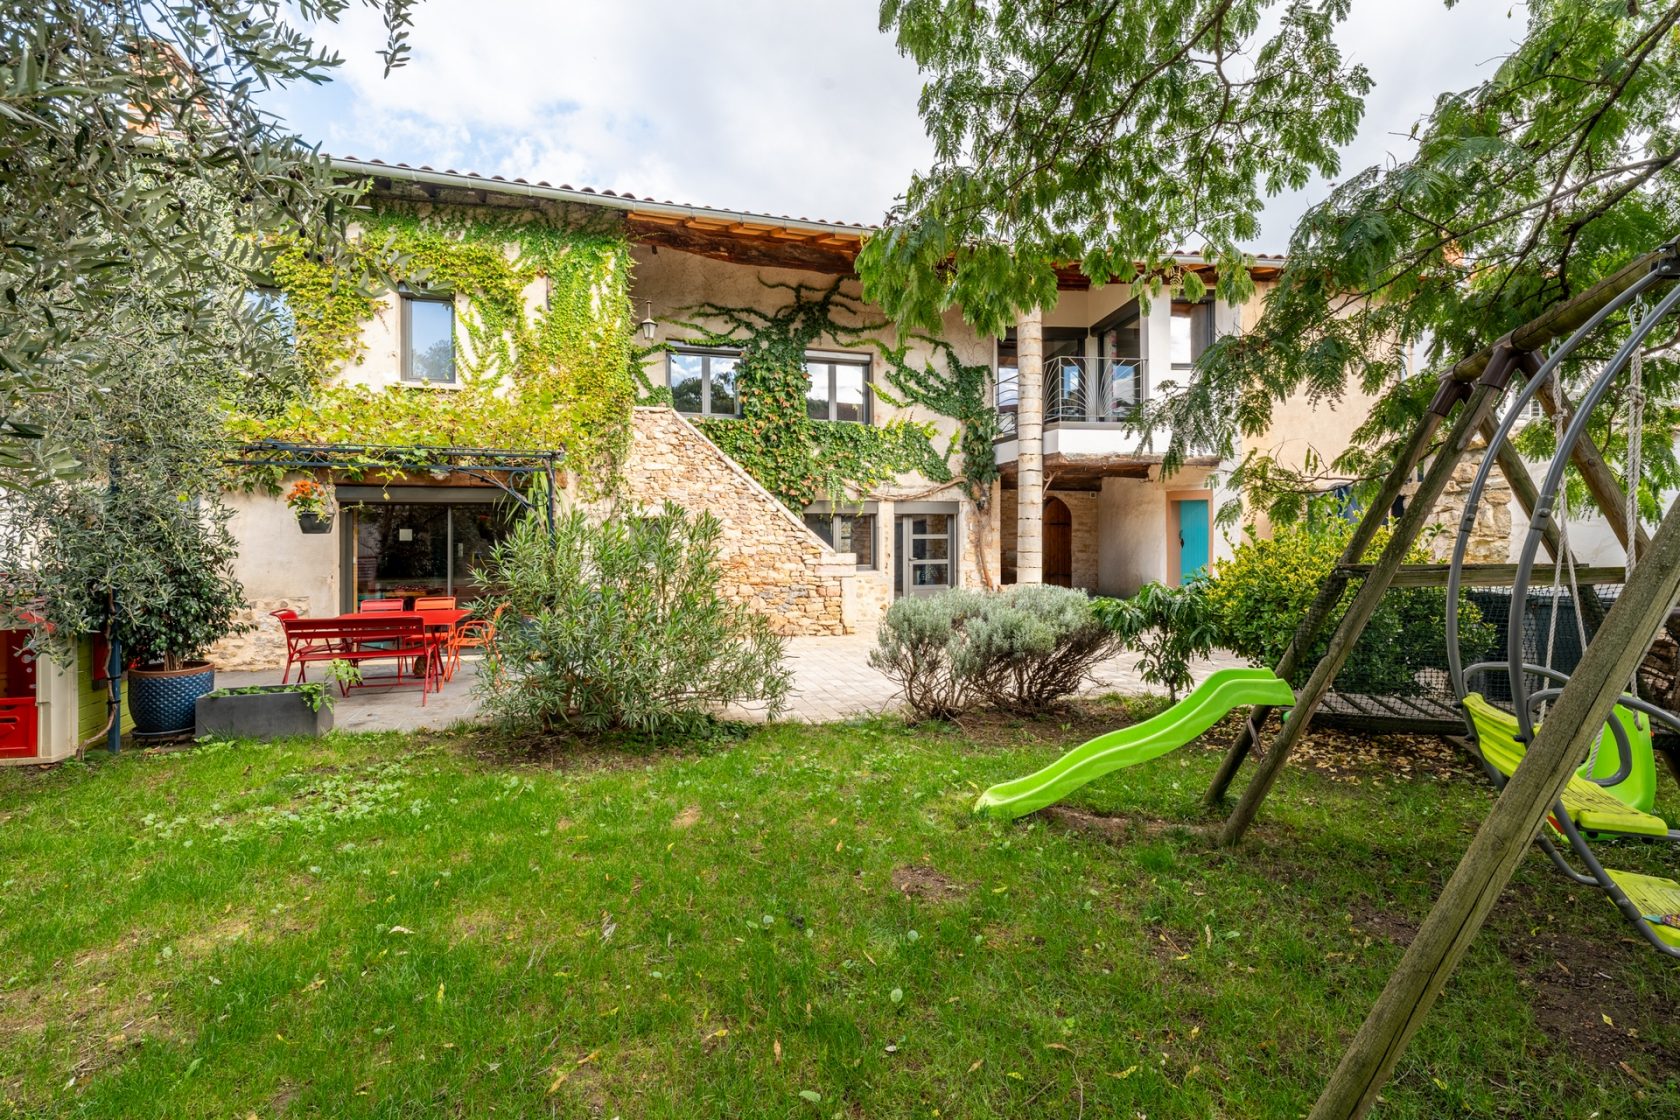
[{"xmin": 995, "ymin": 357, "xmax": 1147, "ymax": 437}]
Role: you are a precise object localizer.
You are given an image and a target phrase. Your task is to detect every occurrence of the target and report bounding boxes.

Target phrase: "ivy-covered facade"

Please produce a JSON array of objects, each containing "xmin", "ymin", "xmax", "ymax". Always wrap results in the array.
[{"xmin": 218, "ymin": 157, "xmax": 1373, "ymax": 666}]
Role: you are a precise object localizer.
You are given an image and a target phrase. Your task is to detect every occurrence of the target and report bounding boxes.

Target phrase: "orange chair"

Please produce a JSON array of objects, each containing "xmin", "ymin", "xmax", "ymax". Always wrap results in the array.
[
  {"xmin": 412, "ymin": 596, "xmax": 457, "ymax": 611},
  {"xmin": 358, "ymin": 598, "xmax": 405, "ymax": 612},
  {"xmin": 446, "ymin": 603, "xmax": 505, "ymax": 681}
]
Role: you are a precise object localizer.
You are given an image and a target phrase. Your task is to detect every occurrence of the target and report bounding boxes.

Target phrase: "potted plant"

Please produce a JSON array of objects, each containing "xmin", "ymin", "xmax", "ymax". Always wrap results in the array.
[
  {"xmin": 285, "ymin": 478, "xmax": 336, "ymax": 533},
  {"xmin": 115, "ymin": 502, "xmax": 252, "ymax": 737}
]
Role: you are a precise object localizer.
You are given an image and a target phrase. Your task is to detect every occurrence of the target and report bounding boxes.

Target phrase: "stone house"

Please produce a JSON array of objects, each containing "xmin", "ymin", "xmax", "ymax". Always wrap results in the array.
[{"xmin": 217, "ymin": 158, "xmax": 1378, "ymax": 668}]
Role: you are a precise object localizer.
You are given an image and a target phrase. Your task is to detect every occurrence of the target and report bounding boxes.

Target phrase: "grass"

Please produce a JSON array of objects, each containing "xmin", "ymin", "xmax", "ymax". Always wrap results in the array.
[{"xmin": 0, "ymin": 702, "xmax": 1676, "ymax": 1118}]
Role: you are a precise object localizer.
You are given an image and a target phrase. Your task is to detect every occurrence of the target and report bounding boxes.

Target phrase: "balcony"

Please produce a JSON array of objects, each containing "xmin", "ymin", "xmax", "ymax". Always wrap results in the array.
[{"xmin": 995, "ymin": 356, "xmax": 1146, "ymax": 437}]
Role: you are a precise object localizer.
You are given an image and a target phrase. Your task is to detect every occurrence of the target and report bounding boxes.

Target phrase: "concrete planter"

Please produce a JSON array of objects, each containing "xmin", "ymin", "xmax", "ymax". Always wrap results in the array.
[{"xmin": 195, "ymin": 685, "xmax": 334, "ymax": 740}]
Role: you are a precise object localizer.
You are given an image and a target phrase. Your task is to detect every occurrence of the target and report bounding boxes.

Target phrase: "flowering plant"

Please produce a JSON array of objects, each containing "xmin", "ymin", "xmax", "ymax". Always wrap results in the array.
[{"xmin": 283, "ymin": 478, "xmax": 335, "ymax": 518}]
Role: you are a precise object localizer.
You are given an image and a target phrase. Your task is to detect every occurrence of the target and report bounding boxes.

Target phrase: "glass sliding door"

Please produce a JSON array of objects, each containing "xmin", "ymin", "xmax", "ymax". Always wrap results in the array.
[
  {"xmin": 1096, "ymin": 302, "xmax": 1144, "ymax": 416},
  {"xmin": 347, "ymin": 499, "xmax": 513, "ymax": 609}
]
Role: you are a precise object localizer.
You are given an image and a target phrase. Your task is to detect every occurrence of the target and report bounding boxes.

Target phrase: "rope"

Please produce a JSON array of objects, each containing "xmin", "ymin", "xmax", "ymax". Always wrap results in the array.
[{"xmin": 1624, "ymin": 298, "xmax": 1648, "ymax": 715}]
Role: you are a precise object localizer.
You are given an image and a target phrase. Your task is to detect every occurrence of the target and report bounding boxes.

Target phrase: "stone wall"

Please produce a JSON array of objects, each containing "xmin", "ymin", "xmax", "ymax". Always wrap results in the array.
[
  {"xmin": 1429, "ymin": 443, "xmax": 1514, "ymax": 562},
  {"xmin": 209, "ymin": 596, "xmax": 311, "ymax": 672},
  {"xmin": 623, "ymin": 407, "xmax": 856, "ymax": 635}
]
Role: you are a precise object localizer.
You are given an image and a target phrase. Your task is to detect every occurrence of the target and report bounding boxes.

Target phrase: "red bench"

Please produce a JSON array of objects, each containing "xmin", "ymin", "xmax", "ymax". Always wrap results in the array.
[{"xmin": 279, "ymin": 615, "xmax": 442, "ymax": 704}]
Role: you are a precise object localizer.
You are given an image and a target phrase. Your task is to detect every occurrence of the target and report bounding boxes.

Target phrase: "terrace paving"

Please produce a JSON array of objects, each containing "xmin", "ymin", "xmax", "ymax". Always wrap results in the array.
[{"xmin": 214, "ymin": 636, "xmax": 1249, "ymax": 733}]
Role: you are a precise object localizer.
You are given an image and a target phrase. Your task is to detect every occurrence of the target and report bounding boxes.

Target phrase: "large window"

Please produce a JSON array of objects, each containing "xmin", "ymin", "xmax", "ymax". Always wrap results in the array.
[
  {"xmin": 1170, "ymin": 299, "xmax": 1215, "ymax": 373},
  {"xmin": 347, "ymin": 499, "xmax": 513, "ymax": 608},
  {"xmin": 803, "ymin": 506, "xmax": 876, "ymax": 569},
  {"xmin": 402, "ymin": 292, "xmax": 457, "ymax": 384},
  {"xmin": 804, "ymin": 357, "xmax": 870, "ymax": 423},
  {"xmin": 667, "ymin": 349, "xmax": 741, "ymax": 416}
]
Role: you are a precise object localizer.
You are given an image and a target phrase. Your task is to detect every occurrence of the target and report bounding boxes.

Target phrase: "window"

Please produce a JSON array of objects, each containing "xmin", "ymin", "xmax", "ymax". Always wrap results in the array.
[
  {"xmin": 1096, "ymin": 302, "xmax": 1144, "ymax": 413},
  {"xmin": 804, "ymin": 357, "xmax": 871, "ymax": 423},
  {"xmin": 803, "ymin": 507, "xmax": 876, "ymax": 569},
  {"xmin": 667, "ymin": 349, "xmax": 740, "ymax": 417},
  {"xmin": 1170, "ymin": 299, "xmax": 1215, "ymax": 372},
  {"xmin": 402, "ymin": 292, "xmax": 456, "ymax": 384},
  {"xmin": 347, "ymin": 500, "xmax": 515, "ymax": 607}
]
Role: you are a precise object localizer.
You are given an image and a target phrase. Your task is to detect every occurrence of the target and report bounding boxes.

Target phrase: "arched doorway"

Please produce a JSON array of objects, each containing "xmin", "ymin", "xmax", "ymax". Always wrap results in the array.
[{"xmin": 1044, "ymin": 498, "xmax": 1072, "ymax": 587}]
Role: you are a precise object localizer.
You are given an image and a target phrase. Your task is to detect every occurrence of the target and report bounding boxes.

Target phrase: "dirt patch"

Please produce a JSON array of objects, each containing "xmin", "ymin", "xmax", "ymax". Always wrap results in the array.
[
  {"xmin": 1039, "ymin": 804, "xmax": 1186, "ymax": 843},
  {"xmin": 891, "ymin": 865, "xmax": 966, "ymax": 902},
  {"xmin": 1491, "ymin": 894, "xmax": 1678, "ymax": 1078},
  {"xmin": 1349, "ymin": 900, "xmax": 1419, "ymax": 946},
  {"xmin": 672, "ymin": 805, "xmax": 701, "ymax": 830}
]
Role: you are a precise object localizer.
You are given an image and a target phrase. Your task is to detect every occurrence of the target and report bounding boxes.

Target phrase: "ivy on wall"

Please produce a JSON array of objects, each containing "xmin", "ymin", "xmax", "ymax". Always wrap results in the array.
[
  {"xmin": 237, "ymin": 205, "xmax": 636, "ymax": 494},
  {"xmin": 672, "ymin": 279, "xmax": 997, "ymax": 511}
]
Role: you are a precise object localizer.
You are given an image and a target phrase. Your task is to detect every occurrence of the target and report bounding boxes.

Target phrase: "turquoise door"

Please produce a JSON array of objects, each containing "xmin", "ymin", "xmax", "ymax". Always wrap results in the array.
[{"xmin": 1177, "ymin": 499, "xmax": 1210, "ymax": 582}]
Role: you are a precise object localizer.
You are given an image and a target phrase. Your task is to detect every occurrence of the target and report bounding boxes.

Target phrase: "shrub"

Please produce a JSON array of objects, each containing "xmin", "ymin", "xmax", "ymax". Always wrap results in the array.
[
  {"xmin": 870, "ymin": 585, "xmax": 1123, "ymax": 719},
  {"xmin": 955, "ymin": 585, "xmax": 1124, "ymax": 712},
  {"xmin": 1203, "ymin": 519, "xmax": 1495, "ymax": 694},
  {"xmin": 1094, "ymin": 582, "xmax": 1217, "ymax": 700},
  {"xmin": 867, "ymin": 589, "xmax": 985, "ymax": 719},
  {"xmin": 477, "ymin": 502, "xmax": 790, "ymax": 736}
]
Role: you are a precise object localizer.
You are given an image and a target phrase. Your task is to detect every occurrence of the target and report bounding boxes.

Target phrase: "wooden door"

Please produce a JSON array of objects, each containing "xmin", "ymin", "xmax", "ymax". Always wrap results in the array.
[{"xmin": 1044, "ymin": 498, "xmax": 1073, "ymax": 587}]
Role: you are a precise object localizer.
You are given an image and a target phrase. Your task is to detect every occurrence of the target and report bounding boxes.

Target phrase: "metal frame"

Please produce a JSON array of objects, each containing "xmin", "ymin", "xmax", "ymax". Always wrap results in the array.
[{"xmin": 229, "ymin": 440, "xmax": 563, "ymax": 534}]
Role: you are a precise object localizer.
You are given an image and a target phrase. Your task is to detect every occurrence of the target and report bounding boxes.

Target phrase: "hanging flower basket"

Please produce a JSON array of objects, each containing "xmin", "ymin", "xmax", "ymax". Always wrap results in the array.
[{"xmin": 284, "ymin": 478, "xmax": 337, "ymax": 534}]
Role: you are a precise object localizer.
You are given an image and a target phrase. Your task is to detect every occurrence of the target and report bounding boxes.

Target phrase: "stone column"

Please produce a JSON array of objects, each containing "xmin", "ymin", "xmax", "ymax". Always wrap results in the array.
[{"xmin": 1016, "ymin": 306, "xmax": 1044, "ymax": 584}]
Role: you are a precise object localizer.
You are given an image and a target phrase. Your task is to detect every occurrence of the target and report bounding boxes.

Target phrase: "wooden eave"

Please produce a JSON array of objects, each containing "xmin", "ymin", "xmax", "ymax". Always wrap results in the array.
[{"xmin": 627, "ymin": 209, "xmax": 864, "ymax": 275}]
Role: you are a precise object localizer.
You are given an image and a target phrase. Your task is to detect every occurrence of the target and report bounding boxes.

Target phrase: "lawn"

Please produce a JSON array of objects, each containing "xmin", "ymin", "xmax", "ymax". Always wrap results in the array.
[{"xmin": 1, "ymin": 703, "xmax": 1676, "ymax": 1118}]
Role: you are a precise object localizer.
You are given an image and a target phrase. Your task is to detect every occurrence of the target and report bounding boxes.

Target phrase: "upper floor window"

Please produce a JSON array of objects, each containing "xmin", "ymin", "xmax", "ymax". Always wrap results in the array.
[
  {"xmin": 668, "ymin": 348, "xmax": 740, "ymax": 417},
  {"xmin": 1170, "ymin": 298, "xmax": 1215, "ymax": 373},
  {"xmin": 805, "ymin": 356, "xmax": 870, "ymax": 423},
  {"xmin": 402, "ymin": 291, "xmax": 456, "ymax": 385}
]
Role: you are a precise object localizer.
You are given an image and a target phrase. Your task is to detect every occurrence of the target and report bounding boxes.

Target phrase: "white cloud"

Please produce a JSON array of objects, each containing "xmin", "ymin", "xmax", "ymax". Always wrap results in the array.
[
  {"xmin": 275, "ymin": 0, "xmax": 930, "ymax": 224},
  {"xmin": 268, "ymin": 0, "xmax": 1529, "ymax": 249}
]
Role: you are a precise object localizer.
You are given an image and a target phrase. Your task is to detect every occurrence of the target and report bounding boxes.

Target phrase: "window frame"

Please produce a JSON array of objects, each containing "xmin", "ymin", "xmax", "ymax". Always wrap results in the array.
[
  {"xmin": 666, "ymin": 346, "xmax": 743, "ymax": 418},
  {"xmin": 803, "ymin": 351, "xmax": 872, "ymax": 424},
  {"xmin": 1169, "ymin": 297, "xmax": 1216, "ymax": 373},
  {"xmin": 400, "ymin": 288, "xmax": 459, "ymax": 387},
  {"xmin": 802, "ymin": 501, "xmax": 878, "ymax": 570}
]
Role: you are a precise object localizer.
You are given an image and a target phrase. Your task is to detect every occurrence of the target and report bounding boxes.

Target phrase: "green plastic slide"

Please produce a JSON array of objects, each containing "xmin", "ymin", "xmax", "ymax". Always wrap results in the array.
[{"xmin": 973, "ymin": 668, "xmax": 1296, "ymax": 820}]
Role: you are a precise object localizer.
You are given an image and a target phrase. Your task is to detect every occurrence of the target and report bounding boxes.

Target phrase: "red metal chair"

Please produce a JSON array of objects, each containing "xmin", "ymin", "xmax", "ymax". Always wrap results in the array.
[
  {"xmin": 446, "ymin": 603, "xmax": 506, "ymax": 681},
  {"xmin": 358, "ymin": 598, "xmax": 405, "ymax": 612},
  {"xmin": 412, "ymin": 595, "xmax": 457, "ymax": 611}
]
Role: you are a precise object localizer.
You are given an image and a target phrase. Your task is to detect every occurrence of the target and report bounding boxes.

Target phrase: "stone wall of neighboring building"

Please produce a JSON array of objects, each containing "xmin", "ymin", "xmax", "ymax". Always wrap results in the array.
[
  {"xmin": 623, "ymin": 407, "xmax": 857, "ymax": 635},
  {"xmin": 210, "ymin": 596, "xmax": 312, "ymax": 672},
  {"xmin": 1428, "ymin": 443, "xmax": 1514, "ymax": 563}
]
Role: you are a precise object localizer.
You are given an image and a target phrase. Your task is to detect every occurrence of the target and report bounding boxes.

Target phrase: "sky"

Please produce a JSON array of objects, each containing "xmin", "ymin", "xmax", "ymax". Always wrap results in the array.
[{"xmin": 267, "ymin": 0, "xmax": 1531, "ymax": 252}]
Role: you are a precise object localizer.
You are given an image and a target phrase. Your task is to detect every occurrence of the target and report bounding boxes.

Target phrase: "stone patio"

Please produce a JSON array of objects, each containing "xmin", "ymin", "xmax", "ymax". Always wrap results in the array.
[{"xmin": 213, "ymin": 637, "xmax": 1250, "ymax": 734}]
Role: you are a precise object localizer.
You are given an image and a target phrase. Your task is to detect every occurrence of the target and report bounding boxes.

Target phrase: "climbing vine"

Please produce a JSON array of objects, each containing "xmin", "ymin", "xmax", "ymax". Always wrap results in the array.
[
  {"xmin": 237, "ymin": 204, "xmax": 636, "ymax": 495},
  {"xmin": 672, "ymin": 279, "xmax": 996, "ymax": 510}
]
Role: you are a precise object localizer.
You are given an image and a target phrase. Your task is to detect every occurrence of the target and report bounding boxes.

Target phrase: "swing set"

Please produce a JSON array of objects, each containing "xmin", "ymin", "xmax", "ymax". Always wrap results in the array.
[{"xmin": 1215, "ymin": 241, "xmax": 1680, "ymax": 1118}]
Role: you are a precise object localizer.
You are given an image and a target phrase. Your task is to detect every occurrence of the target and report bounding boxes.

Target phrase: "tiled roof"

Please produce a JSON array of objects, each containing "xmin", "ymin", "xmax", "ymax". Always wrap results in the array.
[
  {"xmin": 331, "ymin": 155, "xmax": 876, "ymax": 236},
  {"xmin": 329, "ymin": 154, "xmax": 1288, "ymax": 264}
]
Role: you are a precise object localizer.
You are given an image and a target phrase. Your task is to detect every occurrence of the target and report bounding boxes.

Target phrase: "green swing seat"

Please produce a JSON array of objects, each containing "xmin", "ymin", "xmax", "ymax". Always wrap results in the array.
[{"xmin": 1462, "ymin": 693, "xmax": 1680, "ymax": 950}]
